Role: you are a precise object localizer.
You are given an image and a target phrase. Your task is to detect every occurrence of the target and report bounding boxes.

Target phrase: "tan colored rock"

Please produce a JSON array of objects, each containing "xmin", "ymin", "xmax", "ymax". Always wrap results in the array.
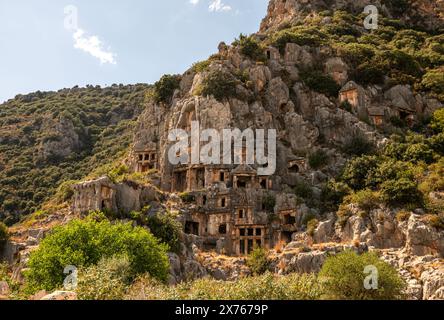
[{"xmin": 284, "ymin": 43, "xmax": 312, "ymax": 66}]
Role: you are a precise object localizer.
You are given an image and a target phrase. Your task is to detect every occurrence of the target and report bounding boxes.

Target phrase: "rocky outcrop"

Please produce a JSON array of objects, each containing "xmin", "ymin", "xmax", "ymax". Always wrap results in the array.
[
  {"xmin": 36, "ymin": 116, "xmax": 82, "ymax": 163},
  {"xmin": 406, "ymin": 214, "xmax": 444, "ymax": 257},
  {"xmin": 260, "ymin": 0, "xmax": 444, "ymax": 33}
]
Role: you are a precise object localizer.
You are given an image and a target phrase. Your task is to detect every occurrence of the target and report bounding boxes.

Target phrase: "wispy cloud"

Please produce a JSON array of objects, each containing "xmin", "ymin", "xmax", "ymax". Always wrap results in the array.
[
  {"xmin": 72, "ymin": 28, "xmax": 117, "ymax": 65},
  {"xmin": 209, "ymin": 0, "xmax": 232, "ymax": 12},
  {"xmin": 189, "ymin": 0, "xmax": 200, "ymax": 5}
]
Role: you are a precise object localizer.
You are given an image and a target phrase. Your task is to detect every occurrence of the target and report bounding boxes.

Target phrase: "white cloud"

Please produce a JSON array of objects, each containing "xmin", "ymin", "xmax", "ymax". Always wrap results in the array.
[
  {"xmin": 189, "ymin": 0, "xmax": 200, "ymax": 5},
  {"xmin": 209, "ymin": 0, "xmax": 232, "ymax": 12},
  {"xmin": 72, "ymin": 28, "xmax": 117, "ymax": 65}
]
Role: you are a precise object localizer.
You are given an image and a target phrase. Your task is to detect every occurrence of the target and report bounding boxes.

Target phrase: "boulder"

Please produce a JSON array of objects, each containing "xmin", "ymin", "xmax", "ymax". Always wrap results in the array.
[{"xmin": 406, "ymin": 214, "xmax": 444, "ymax": 257}]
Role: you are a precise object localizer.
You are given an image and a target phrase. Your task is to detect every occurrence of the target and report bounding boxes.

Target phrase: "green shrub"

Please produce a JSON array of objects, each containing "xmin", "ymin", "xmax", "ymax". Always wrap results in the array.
[
  {"xmin": 151, "ymin": 74, "xmax": 181, "ymax": 104},
  {"xmin": 126, "ymin": 273, "xmax": 323, "ymax": 300},
  {"xmin": 319, "ymin": 251, "xmax": 406, "ymax": 300},
  {"xmin": 294, "ymin": 180, "xmax": 314, "ymax": 200},
  {"xmin": 54, "ymin": 180, "xmax": 76, "ymax": 203},
  {"xmin": 300, "ymin": 69, "xmax": 340, "ymax": 97},
  {"xmin": 179, "ymin": 192, "xmax": 195, "ymax": 203},
  {"xmin": 262, "ymin": 193, "xmax": 276, "ymax": 212},
  {"xmin": 342, "ymin": 134, "xmax": 375, "ymax": 156},
  {"xmin": 352, "ymin": 62, "xmax": 386, "ymax": 85},
  {"xmin": 0, "ymin": 222, "xmax": 9, "ymax": 243},
  {"xmin": 246, "ymin": 247, "xmax": 271, "ymax": 276},
  {"xmin": 341, "ymin": 155, "xmax": 380, "ymax": 190},
  {"xmin": 426, "ymin": 214, "xmax": 444, "ymax": 231},
  {"xmin": 145, "ymin": 211, "xmax": 182, "ymax": 253},
  {"xmin": 192, "ymin": 60, "xmax": 211, "ymax": 73},
  {"xmin": 345, "ymin": 190, "xmax": 381, "ymax": 214},
  {"xmin": 25, "ymin": 216, "xmax": 170, "ymax": 292},
  {"xmin": 380, "ymin": 178, "xmax": 423, "ymax": 207},
  {"xmin": 197, "ymin": 70, "xmax": 237, "ymax": 102},
  {"xmin": 366, "ymin": 159, "xmax": 415, "ymax": 188},
  {"xmin": 76, "ymin": 255, "xmax": 132, "ymax": 300},
  {"xmin": 309, "ymin": 150, "xmax": 329, "ymax": 169},
  {"xmin": 306, "ymin": 219, "xmax": 319, "ymax": 237},
  {"xmin": 271, "ymin": 27, "xmax": 326, "ymax": 53},
  {"xmin": 396, "ymin": 211, "xmax": 411, "ymax": 222},
  {"xmin": 320, "ymin": 180, "xmax": 352, "ymax": 212},
  {"xmin": 337, "ymin": 43, "xmax": 375, "ymax": 67},
  {"xmin": 430, "ymin": 108, "xmax": 444, "ymax": 133},
  {"xmin": 234, "ymin": 34, "xmax": 266, "ymax": 61}
]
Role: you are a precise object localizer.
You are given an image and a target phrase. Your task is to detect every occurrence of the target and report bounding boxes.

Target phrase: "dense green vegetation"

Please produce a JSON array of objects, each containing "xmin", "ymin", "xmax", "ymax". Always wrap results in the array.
[
  {"xmin": 246, "ymin": 247, "xmax": 271, "ymax": 276},
  {"xmin": 337, "ymin": 110, "xmax": 444, "ymax": 214},
  {"xmin": 0, "ymin": 84, "xmax": 149, "ymax": 225},
  {"xmin": 319, "ymin": 251, "xmax": 406, "ymax": 300},
  {"xmin": 150, "ymin": 74, "xmax": 181, "ymax": 104},
  {"xmin": 195, "ymin": 70, "xmax": 238, "ymax": 102},
  {"xmin": 266, "ymin": 11, "xmax": 444, "ymax": 100},
  {"xmin": 126, "ymin": 273, "xmax": 323, "ymax": 300},
  {"xmin": 233, "ymin": 34, "xmax": 266, "ymax": 61},
  {"xmin": 25, "ymin": 214, "xmax": 170, "ymax": 293}
]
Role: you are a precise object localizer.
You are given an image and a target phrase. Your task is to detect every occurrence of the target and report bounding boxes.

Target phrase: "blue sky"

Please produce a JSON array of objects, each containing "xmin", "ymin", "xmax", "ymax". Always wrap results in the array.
[{"xmin": 0, "ymin": 0, "xmax": 269, "ymax": 103}]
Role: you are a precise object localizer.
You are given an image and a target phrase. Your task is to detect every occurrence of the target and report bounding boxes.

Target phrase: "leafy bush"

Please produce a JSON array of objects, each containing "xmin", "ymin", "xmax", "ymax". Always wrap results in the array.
[
  {"xmin": 246, "ymin": 247, "xmax": 271, "ymax": 276},
  {"xmin": 320, "ymin": 180, "xmax": 352, "ymax": 212},
  {"xmin": 151, "ymin": 74, "xmax": 181, "ymax": 104},
  {"xmin": 272, "ymin": 27, "xmax": 326, "ymax": 53},
  {"xmin": 76, "ymin": 255, "xmax": 132, "ymax": 300},
  {"xmin": 25, "ymin": 216, "xmax": 170, "ymax": 292},
  {"xmin": 234, "ymin": 34, "xmax": 266, "ymax": 61},
  {"xmin": 145, "ymin": 211, "xmax": 182, "ymax": 253},
  {"xmin": 126, "ymin": 272, "xmax": 323, "ymax": 300},
  {"xmin": 262, "ymin": 193, "xmax": 276, "ymax": 212},
  {"xmin": 430, "ymin": 108, "xmax": 444, "ymax": 133},
  {"xmin": 197, "ymin": 70, "xmax": 237, "ymax": 102},
  {"xmin": 191, "ymin": 60, "xmax": 211, "ymax": 73},
  {"xmin": 0, "ymin": 222, "xmax": 9, "ymax": 243},
  {"xmin": 294, "ymin": 180, "xmax": 314, "ymax": 200},
  {"xmin": 351, "ymin": 62, "xmax": 386, "ymax": 85},
  {"xmin": 319, "ymin": 251, "xmax": 406, "ymax": 300},
  {"xmin": 344, "ymin": 190, "xmax": 381, "ymax": 214},
  {"xmin": 341, "ymin": 156, "xmax": 380, "ymax": 190},
  {"xmin": 396, "ymin": 211, "xmax": 411, "ymax": 222},
  {"xmin": 306, "ymin": 219, "xmax": 319, "ymax": 237},
  {"xmin": 309, "ymin": 150, "xmax": 329, "ymax": 169},
  {"xmin": 426, "ymin": 214, "xmax": 444, "ymax": 231},
  {"xmin": 300, "ymin": 69, "xmax": 340, "ymax": 97},
  {"xmin": 337, "ymin": 43, "xmax": 375, "ymax": 67},
  {"xmin": 179, "ymin": 192, "xmax": 196, "ymax": 203},
  {"xmin": 342, "ymin": 134, "xmax": 375, "ymax": 156},
  {"xmin": 380, "ymin": 178, "xmax": 423, "ymax": 207}
]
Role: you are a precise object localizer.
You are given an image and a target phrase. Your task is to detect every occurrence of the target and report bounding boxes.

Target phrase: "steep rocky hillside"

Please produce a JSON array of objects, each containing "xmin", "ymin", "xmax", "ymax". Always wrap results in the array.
[
  {"xmin": 0, "ymin": 84, "xmax": 149, "ymax": 225},
  {"xmin": 0, "ymin": 0, "xmax": 443, "ymax": 301}
]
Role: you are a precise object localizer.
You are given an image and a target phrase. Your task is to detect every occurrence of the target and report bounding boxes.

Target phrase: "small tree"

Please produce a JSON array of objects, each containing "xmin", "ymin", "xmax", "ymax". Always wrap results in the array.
[
  {"xmin": 246, "ymin": 247, "xmax": 270, "ymax": 276},
  {"xmin": 319, "ymin": 251, "xmax": 406, "ymax": 300},
  {"xmin": 151, "ymin": 74, "xmax": 181, "ymax": 104},
  {"xmin": 197, "ymin": 70, "xmax": 237, "ymax": 102},
  {"xmin": 25, "ymin": 216, "xmax": 170, "ymax": 292},
  {"xmin": 145, "ymin": 211, "xmax": 182, "ymax": 253},
  {"xmin": 309, "ymin": 150, "xmax": 329, "ymax": 169}
]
